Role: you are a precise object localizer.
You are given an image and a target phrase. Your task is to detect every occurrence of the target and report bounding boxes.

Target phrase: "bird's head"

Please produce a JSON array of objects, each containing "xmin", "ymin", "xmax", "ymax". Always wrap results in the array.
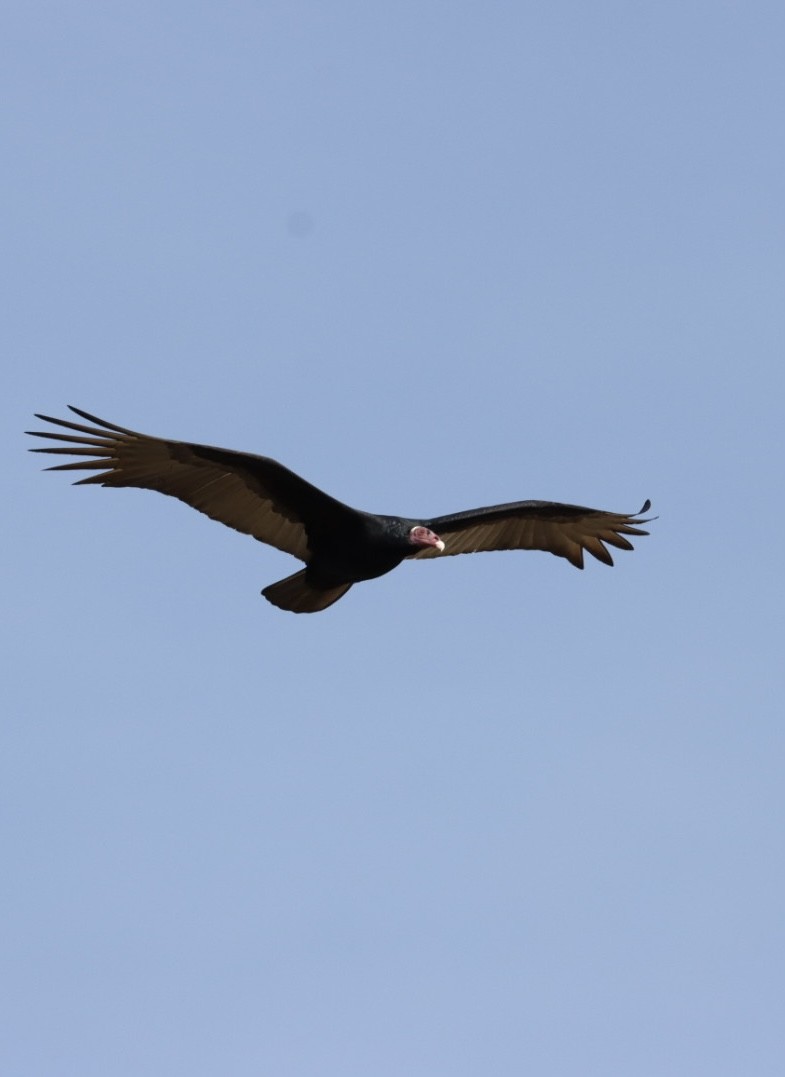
[{"xmin": 408, "ymin": 525, "xmax": 445, "ymax": 552}]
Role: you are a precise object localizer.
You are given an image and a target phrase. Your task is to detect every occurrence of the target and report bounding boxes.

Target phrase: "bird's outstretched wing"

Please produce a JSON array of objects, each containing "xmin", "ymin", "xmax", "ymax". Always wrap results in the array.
[
  {"xmin": 27, "ymin": 407, "xmax": 355, "ymax": 563},
  {"xmin": 413, "ymin": 499, "xmax": 653, "ymax": 569}
]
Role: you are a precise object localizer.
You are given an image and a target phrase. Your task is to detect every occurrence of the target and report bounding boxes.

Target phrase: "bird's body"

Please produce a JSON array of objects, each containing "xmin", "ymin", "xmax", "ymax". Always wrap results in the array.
[{"xmin": 28, "ymin": 407, "xmax": 653, "ymax": 613}]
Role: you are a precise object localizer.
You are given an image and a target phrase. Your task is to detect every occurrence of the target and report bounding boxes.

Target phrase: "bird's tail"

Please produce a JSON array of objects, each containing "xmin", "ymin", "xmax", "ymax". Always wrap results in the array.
[{"xmin": 262, "ymin": 570, "xmax": 352, "ymax": 613}]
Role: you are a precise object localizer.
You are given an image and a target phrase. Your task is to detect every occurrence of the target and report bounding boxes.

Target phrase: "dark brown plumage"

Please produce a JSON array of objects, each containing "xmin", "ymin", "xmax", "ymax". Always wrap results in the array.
[{"xmin": 28, "ymin": 407, "xmax": 653, "ymax": 613}]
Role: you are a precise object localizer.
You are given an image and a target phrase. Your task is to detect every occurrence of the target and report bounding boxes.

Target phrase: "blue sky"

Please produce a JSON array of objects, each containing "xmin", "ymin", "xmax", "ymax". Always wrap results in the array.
[{"xmin": 4, "ymin": 3, "xmax": 784, "ymax": 1074}]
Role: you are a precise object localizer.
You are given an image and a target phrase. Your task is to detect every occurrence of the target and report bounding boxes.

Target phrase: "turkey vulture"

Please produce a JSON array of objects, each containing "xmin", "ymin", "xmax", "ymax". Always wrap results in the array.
[{"xmin": 28, "ymin": 407, "xmax": 653, "ymax": 613}]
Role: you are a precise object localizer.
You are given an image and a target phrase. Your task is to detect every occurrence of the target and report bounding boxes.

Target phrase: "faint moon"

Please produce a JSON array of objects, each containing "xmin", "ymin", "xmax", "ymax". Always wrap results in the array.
[{"xmin": 286, "ymin": 210, "xmax": 314, "ymax": 238}]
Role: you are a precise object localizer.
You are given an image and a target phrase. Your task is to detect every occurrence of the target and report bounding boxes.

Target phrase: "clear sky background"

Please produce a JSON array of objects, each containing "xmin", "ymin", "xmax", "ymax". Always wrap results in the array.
[{"xmin": 4, "ymin": 3, "xmax": 784, "ymax": 1074}]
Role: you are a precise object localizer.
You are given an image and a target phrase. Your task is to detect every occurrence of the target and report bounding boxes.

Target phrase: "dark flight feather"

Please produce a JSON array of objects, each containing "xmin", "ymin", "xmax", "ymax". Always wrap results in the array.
[{"xmin": 414, "ymin": 499, "xmax": 652, "ymax": 570}]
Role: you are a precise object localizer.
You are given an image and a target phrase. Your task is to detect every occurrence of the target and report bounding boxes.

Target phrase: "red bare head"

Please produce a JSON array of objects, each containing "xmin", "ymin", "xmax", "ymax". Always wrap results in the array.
[{"xmin": 408, "ymin": 525, "xmax": 445, "ymax": 552}]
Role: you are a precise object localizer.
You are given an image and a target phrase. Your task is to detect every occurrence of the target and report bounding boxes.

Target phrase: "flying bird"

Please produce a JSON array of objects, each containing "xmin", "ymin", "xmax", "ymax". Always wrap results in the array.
[{"xmin": 28, "ymin": 407, "xmax": 653, "ymax": 613}]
